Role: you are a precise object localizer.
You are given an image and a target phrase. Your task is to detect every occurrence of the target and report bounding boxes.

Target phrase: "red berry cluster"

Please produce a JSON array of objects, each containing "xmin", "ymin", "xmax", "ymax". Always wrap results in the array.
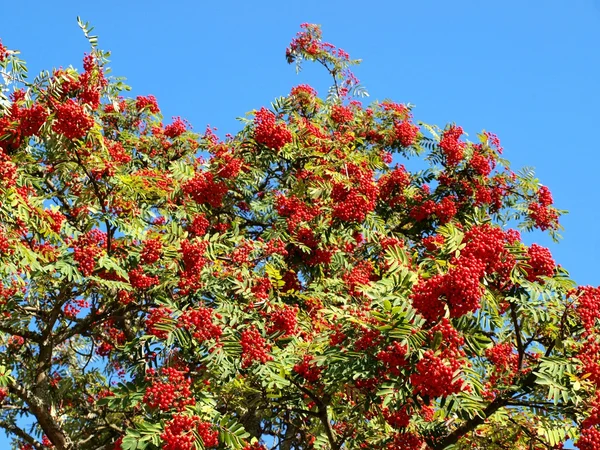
[
  {"xmin": 353, "ymin": 326, "xmax": 382, "ymax": 351},
  {"xmin": 267, "ymin": 305, "xmax": 299, "ymax": 336},
  {"xmin": 439, "ymin": 125, "xmax": 465, "ymax": 167},
  {"xmin": 528, "ymin": 185, "xmax": 558, "ymax": 231},
  {"xmin": 0, "ymin": 98, "xmax": 49, "ymax": 152},
  {"xmin": 240, "ymin": 327, "xmax": 272, "ymax": 368},
  {"xmin": 161, "ymin": 414, "xmax": 218, "ymax": 450},
  {"xmin": 485, "ymin": 343, "xmax": 519, "ymax": 385},
  {"xmin": 143, "ymin": 367, "xmax": 195, "ymax": 411},
  {"xmin": 394, "ymin": 120, "xmax": 419, "ymax": 147},
  {"xmin": 264, "ymin": 238, "xmax": 288, "ymax": 257},
  {"xmin": 253, "ymin": 107, "xmax": 293, "ymax": 151},
  {"xmin": 178, "ymin": 239, "xmax": 208, "ymax": 294},
  {"xmin": 0, "ymin": 40, "xmax": 7, "ymax": 62},
  {"xmin": 0, "ymin": 387, "xmax": 7, "ymax": 403},
  {"xmin": 232, "ymin": 240, "xmax": 255, "ymax": 265},
  {"xmin": 343, "ymin": 261, "xmax": 375, "ymax": 296},
  {"xmin": 377, "ymin": 341, "xmax": 408, "ymax": 376},
  {"xmin": 435, "ymin": 196, "xmax": 458, "ymax": 224},
  {"xmin": 408, "ymin": 198, "xmax": 435, "ymax": 222},
  {"xmin": 251, "ymin": 277, "xmax": 272, "ymax": 301},
  {"xmin": 382, "ymin": 406, "xmax": 411, "ymax": 429},
  {"xmin": 331, "ymin": 164, "xmax": 378, "ymax": 223},
  {"xmin": 524, "ymin": 243, "xmax": 555, "ymax": 282},
  {"xmin": 164, "ymin": 117, "xmax": 187, "ymax": 138},
  {"xmin": 182, "ymin": 171, "xmax": 228, "ymax": 208},
  {"xmin": 140, "ymin": 238, "xmax": 163, "ymax": 265},
  {"xmin": 411, "ymin": 258, "xmax": 484, "ymax": 322},
  {"xmin": 290, "ymin": 84, "xmax": 318, "ymax": 110},
  {"xmin": 242, "ymin": 443, "xmax": 268, "ymax": 450},
  {"xmin": 135, "ymin": 95, "xmax": 160, "ymax": 114},
  {"xmin": 430, "ymin": 318, "xmax": 465, "ymax": 355},
  {"xmin": 470, "ymin": 150, "xmax": 493, "ymax": 177},
  {"xmin": 45, "ymin": 209, "xmax": 65, "ymax": 233},
  {"xmin": 281, "ymin": 271, "xmax": 302, "ymax": 292},
  {"xmin": 71, "ymin": 229, "xmax": 107, "ymax": 276},
  {"xmin": 330, "ymin": 104, "xmax": 354, "ymax": 124},
  {"xmin": 293, "ymin": 355, "xmax": 322, "ymax": 382},
  {"xmin": 410, "ymin": 349, "xmax": 463, "ymax": 398},
  {"xmin": 572, "ymin": 286, "xmax": 600, "ymax": 333},
  {"xmin": 106, "ymin": 140, "xmax": 132, "ymax": 165},
  {"xmin": 178, "ymin": 307, "xmax": 222, "ymax": 343},
  {"xmin": 578, "ymin": 338, "xmax": 600, "ymax": 386},
  {"xmin": 52, "ymin": 99, "xmax": 94, "ymax": 139},
  {"xmin": 128, "ymin": 267, "xmax": 159, "ymax": 290},
  {"xmin": 576, "ymin": 427, "xmax": 600, "ymax": 450},
  {"xmin": 276, "ymin": 194, "xmax": 321, "ymax": 232},
  {"xmin": 0, "ymin": 150, "xmax": 17, "ymax": 188},
  {"xmin": 187, "ymin": 214, "xmax": 210, "ymax": 237},
  {"xmin": 213, "ymin": 151, "xmax": 243, "ymax": 179},
  {"xmin": 378, "ymin": 165, "xmax": 410, "ymax": 207}
]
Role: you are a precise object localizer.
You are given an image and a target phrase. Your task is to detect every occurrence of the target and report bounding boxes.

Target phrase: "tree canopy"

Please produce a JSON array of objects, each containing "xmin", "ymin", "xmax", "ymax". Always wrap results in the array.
[{"xmin": 0, "ymin": 20, "xmax": 597, "ymax": 450}]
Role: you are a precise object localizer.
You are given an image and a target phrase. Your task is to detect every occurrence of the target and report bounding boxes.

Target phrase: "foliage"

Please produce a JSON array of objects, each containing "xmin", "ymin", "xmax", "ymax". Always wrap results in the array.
[{"xmin": 0, "ymin": 21, "xmax": 595, "ymax": 450}]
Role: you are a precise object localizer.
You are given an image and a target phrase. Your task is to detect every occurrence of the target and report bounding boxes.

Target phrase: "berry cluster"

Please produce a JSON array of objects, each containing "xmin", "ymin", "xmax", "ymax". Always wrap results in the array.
[
  {"xmin": 128, "ymin": 267, "xmax": 159, "ymax": 290},
  {"xmin": 377, "ymin": 341, "xmax": 408, "ymax": 376},
  {"xmin": 164, "ymin": 117, "xmax": 187, "ymax": 138},
  {"xmin": 343, "ymin": 261, "xmax": 375, "ymax": 296},
  {"xmin": 240, "ymin": 327, "xmax": 272, "ymax": 368},
  {"xmin": 524, "ymin": 243, "xmax": 555, "ymax": 283},
  {"xmin": 143, "ymin": 367, "xmax": 195, "ymax": 411},
  {"xmin": 178, "ymin": 239, "xmax": 208, "ymax": 294},
  {"xmin": 232, "ymin": 240, "xmax": 255, "ymax": 265},
  {"xmin": 576, "ymin": 427, "xmax": 600, "ymax": 450},
  {"xmin": 386, "ymin": 432, "xmax": 425, "ymax": 450},
  {"xmin": 0, "ymin": 40, "xmax": 7, "ymax": 62},
  {"xmin": 573, "ymin": 286, "xmax": 600, "ymax": 333},
  {"xmin": 187, "ymin": 214, "xmax": 210, "ymax": 237},
  {"xmin": 330, "ymin": 104, "xmax": 354, "ymax": 124},
  {"xmin": 106, "ymin": 140, "xmax": 132, "ymax": 165},
  {"xmin": 439, "ymin": 125, "xmax": 465, "ymax": 167},
  {"xmin": 161, "ymin": 414, "xmax": 218, "ymax": 450},
  {"xmin": 485, "ymin": 343, "xmax": 519, "ymax": 385},
  {"xmin": 410, "ymin": 349, "xmax": 463, "ymax": 398},
  {"xmin": 293, "ymin": 355, "xmax": 322, "ymax": 382},
  {"xmin": 45, "ymin": 209, "xmax": 65, "ymax": 233},
  {"xmin": 178, "ymin": 307, "xmax": 222, "ymax": 343},
  {"xmin": 140, "ymin": 238, "xmax": 163, "ymax": 265},
  {"xmin": 331, "ymin": 164, "xmax": 378, "ymax": 223},
  {"xmin": 52, "ymin": 99, "xmax": 95, "ymax": 139},
  {"xmin": 135, "ymin": 95, "xmax": 160, "ymax": 114},
  {"xmin": 253, "ymin": 107, "xmax": 293, "ymax": 151},
  {"xmin": 394, "ymin": 120, "xmax": 419, "ymax": 147},
  {"xmin": 276, "ymin": 194, "xmax": 321, "ymax": 232},
  {"xmin": 383, "ymin": 406, "xmax": 410, "ymax": 429},
  {"xmin": 378, "ymin": 165, "xmax": 410, "ymax": 207},
  {"xmin": 251, "ymin": 277, "xmax": 272, "ymax": 301},
  {"xmin": 71, "ymin": 229, "xmax": 107, "ymax": 276},
  {"xmin": 182, "ymin": 171, "xmax": 228, "ymax": 208},
  {"xmin": 267, "ymin": 305, "xmax": 299, "ymax": 336}
]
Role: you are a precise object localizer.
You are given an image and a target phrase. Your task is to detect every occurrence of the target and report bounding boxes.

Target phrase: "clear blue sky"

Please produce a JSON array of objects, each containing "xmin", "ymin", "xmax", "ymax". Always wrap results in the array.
[{"xmin": 1, "ymin": 0, "xmax": 599, "ymax": 447}]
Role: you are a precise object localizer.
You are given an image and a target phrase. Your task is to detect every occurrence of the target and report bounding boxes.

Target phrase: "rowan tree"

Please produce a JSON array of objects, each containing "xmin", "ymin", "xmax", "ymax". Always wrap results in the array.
[{"xmin": 0, "ymin": 19, "xmax": 596, "ymax": 450}]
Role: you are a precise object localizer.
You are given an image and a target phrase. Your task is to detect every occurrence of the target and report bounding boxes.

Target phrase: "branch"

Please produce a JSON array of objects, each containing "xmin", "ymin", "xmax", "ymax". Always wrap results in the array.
[
  {"xmin": 0, "ymin": 419, "xmax": 44, "ymax": 449},
  {"xmin": 509, "ymin": 301, "xmax": 525, "ymax": 369}
]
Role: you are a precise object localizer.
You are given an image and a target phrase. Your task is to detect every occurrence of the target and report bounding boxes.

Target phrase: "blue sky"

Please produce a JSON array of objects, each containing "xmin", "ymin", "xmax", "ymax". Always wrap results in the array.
[{"xmin": 1, "ymin": 0, "xmax": 599, "ymax": 447}]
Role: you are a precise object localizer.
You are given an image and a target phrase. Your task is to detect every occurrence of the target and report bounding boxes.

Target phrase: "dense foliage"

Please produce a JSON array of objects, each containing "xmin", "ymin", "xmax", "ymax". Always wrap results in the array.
[{"xmin": 0, "ymin": 20, "xmax": 597, "ymax": 450}]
